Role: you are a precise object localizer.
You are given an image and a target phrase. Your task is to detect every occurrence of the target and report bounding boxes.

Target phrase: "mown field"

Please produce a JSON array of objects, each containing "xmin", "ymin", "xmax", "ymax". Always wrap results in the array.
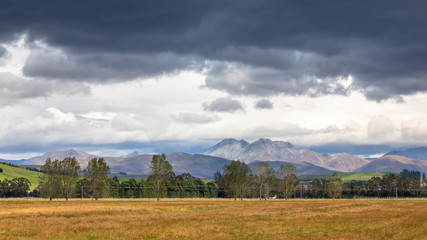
[{"xmin": 0, "ymin": 199, "xmax": 426, "ymax": 240}]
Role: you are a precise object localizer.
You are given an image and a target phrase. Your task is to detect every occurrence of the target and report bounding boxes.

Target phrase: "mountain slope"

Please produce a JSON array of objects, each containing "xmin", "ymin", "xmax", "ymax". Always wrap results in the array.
[
  {"xmin": 248, "ymin": 161, "xmax": 337, "ymax": 175},
  {"xmin": 355, "ymin": 155, "xmax": 427, "ymax": 173},
  {"xmin": 205, "ymin": 138, "xmax": 326, "ymax": 163},
  {"xmin": 323, "ymin": 153, "xmax": 370, "ymax": 172},
  {"xmin": 106, "ymin": 152, "xmax": 231, "ymax": 178},
  {"xmin": 204, "ymin": 138, "xmax": 249, "ymax": 160},
  {"xmin": 384, "ymin": 147, "xmax": 427, "ymax": 160},
  {"xmin": 24, "ymin": 149, "xmax": 99, "ymax": 167},
  {"xmin": 0, "ymin": 163, "xmax": 41, "ymax": 190}
]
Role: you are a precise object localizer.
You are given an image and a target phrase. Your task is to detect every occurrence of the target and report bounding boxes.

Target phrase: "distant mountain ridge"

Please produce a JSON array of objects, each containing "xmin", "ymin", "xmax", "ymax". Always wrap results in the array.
[
  {"xmin": 204, "ymin": 138, "xmax": 369, "ymax": 172},
  {"xmin": 383, "ymin": 147, "xmax": 427, "ymax": 160},
  {"xmin": 5, "ymin": 141, "xmax": 427, "ymax": 178},
  {"xmin": 24, "ymin": 149, "xmax": 99, "ymax": 167},
  {"xmin": 355, "ymin": 155, "xmax": 427, "ymax": 173},
  {"xmin": 104, "ymin": 152, "xmax": 231, "ymax": 178}
]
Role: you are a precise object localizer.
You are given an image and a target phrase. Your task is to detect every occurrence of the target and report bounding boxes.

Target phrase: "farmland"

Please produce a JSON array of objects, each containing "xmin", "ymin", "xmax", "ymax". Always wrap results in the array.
[
  {"xmin": 0, "ymin": 199, "xmax": 426, "ymax": 239},
  {"xmin": 0, "ymin": 163, "xmax": 40, "ymax": 190}
]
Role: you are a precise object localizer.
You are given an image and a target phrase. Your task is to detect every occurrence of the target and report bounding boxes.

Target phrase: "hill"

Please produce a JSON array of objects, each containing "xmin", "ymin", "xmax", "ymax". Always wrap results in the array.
[
  {"xmin": 106, "ymin": 152, "xmax": 232, "ymax": 179},
  {"xmin": 355, "ymin": 155, "xmax": 427, "ymax": 173},
  {"xmin": 323, "ymin": 153, "xmax": 370, "ymax": 172},
  {"xmin": 384, "ymin": 147, "xmax": 427, "ymax": 160},
  {"xmin": 24, "ymin": 149, "xmax": 99, "ymax": 167},
  {"xmin": 248, "ymin": 161, "xmax": 336, "ymax": 176},
  {"xmin": 0, "ymin": 163, "xmax": 41, "ymax": 190},
  {"xmin": 298, "ymin": 172, "xmax": 388, "ymax": 184}
]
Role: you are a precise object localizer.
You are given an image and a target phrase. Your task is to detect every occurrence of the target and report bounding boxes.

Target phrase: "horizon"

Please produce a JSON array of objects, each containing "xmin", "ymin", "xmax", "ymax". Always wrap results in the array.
[
  {"xmin": 0, "ymin": 137, "xmax": 418, "ymax": 160},
  {"xmin": 2, "ymin": 1, "xmax": 427, "ymax": 159}
]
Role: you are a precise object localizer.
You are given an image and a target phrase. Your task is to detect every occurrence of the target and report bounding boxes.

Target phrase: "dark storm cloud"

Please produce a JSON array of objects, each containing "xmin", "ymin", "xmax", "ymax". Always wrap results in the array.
[
  {"xmin": 22, "ymin": 50, "xmax": 203, "ymax": 82},
  {"xmin": 255, "ymin": 99, "xmax": 273, "ymax": 109},
  {"xmin": 0, "ymin": 46, "xmax": 6, "ymax": 58},
  {"xmin": 203, "ymin": 97, "xmax": 244, "ymax": 113},
  {"xmin": 0, "ymin": 72, "xmax": 89, "ymax": 106},
  {"xmin": 1, "ymin": 0, "xmax": 427, "ymax": 100}
]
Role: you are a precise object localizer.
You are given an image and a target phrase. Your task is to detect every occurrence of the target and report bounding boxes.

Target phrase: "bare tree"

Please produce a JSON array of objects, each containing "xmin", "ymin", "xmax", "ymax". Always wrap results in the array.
[
  {"xmin": 253, "ymin": 162, "xmax": 274, "ymax": 200},
  {"xmin": 326, "ymin": 172, "xmax": 342, "ymax": 200},
  {"xmin": 278, "ymin": 164, "xmax": 300, "ymax": 200}
]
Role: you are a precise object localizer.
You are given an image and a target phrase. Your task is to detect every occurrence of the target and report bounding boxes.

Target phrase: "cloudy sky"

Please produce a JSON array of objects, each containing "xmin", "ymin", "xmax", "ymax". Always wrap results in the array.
[{"xmin": 1, "ymin": 0, "xmax": 427, "ymax": 159}]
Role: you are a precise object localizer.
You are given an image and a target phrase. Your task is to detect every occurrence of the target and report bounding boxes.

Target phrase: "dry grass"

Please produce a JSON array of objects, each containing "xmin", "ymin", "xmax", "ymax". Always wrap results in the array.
[{"xmin": 0, "ymin": 198, "xmax": 426, "ymax": 240}]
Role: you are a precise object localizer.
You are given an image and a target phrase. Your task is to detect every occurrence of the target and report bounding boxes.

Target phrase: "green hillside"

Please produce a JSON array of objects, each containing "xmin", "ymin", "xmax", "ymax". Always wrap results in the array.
[
  {"xmin": 0, "ymin": 163, "xmax": 41, "ymax": 190},
  {"xmin": 298, "ymin": 172, "xmax": 390, "ymax": 184}
]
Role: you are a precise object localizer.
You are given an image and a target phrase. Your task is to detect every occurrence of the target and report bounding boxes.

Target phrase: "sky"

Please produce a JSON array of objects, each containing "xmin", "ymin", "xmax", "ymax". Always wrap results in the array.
[{"xmin": 1, "ymin": 0, "xmax": 427, "ymax": 159}]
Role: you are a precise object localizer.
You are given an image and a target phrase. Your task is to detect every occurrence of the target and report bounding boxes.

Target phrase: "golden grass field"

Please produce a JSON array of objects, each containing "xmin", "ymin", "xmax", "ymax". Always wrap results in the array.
[{"xmin": 0, "ymin": 198, "xmax": 426, "ymax": 240}]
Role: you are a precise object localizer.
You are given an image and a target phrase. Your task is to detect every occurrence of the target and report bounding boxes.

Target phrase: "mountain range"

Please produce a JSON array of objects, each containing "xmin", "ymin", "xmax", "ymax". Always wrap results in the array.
[
  {"xmin": 383, "ymin": 147, "xmax": 427, "ymax": 160},
  {"xmin": 204, "ymin": 138, "xmax": 369, "ymax": 172},
  {"xmin": 2, "ymin": 138, "xmax": 427, "ymax": 178}
]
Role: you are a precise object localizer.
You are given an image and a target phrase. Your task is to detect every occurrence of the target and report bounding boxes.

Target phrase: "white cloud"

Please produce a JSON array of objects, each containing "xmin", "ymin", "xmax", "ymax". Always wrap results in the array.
[
  {"xmin": 172, "ymin": 113, "xmax": 218, "ymax": 124},
  {"xmin": 367, "ymin": 115, "xmax": 397, "ymax": 141},
  {"xmin": 401, "ymin": 118, "xmax": 427, "ymax": 141}
]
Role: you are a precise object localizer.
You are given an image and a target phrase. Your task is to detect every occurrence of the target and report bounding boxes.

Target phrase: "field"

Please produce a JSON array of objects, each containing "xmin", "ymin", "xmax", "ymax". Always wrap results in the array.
[
  {"xmin": 0, "ymin": 163, "xmax": 41, "ymax": 190},
  {"xmin": 299, "ymin": 172, "xmax": 389, "ymax": 184},
  {"xmin": 0, "ymin": 199, "xmax": 426, "ymax": 240}
]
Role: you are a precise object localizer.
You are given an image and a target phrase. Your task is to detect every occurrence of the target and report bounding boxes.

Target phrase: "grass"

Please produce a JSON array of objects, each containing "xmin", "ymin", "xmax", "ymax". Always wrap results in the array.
[
  {"xmin": 0, "ymin": 198, "xmax": 425, "ymax": 239},
  {"xmin": 0, "ymin": 163, "xmax": 41, "ymax": 190},
  {"xmin": 116, "ymin": 177, "xmax": 214, "ymax": 184},
  {"xmin": 299, "ymin": 172, "xmax": 390, "ymax": 184}
]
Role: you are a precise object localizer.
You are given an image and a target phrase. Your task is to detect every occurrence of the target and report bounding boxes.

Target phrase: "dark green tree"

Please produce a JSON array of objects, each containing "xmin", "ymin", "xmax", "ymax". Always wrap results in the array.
[
  {"xmin": 59, "ymin": 157, "xmax": 80, "ymax": 200},
  {"xmin": 147, "ymin": 154, "xmax": 172, "ymax": 201},
  {"xmin": 222, "ymin": 160, "xmax": 252, "ymax": 200},
  {"xmin": 85, "ymin": 158, "xmax": 110, "ymax": 200},
  {"xmin": 39, "ymin": 158, "xmax": 61, "ymax": 200}
]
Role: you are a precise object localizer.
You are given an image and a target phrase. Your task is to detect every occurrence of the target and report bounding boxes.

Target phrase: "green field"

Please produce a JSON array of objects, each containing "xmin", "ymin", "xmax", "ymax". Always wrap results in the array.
[
  {"xmin": 299, "ymin": 172, "xmax": 389, "ymax": 184},
  {"xmin": 0, "ymin": 163, "xmax": 41, "ymax": 190},
  {"xmin": 116, "ymin": 176, "xmax": 214, "ymax": 184}
]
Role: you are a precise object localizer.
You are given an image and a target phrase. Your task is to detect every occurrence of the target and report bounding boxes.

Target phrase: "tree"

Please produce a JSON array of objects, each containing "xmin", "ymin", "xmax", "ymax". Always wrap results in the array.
[
  {"xmin": 85, "ymin": 158, "xmax": 110, "ymax": 200},
  {"xmin": 10, "ymin": 177, "xmax": 31, "ymax": 197},
  {"xmin": 326, "ymin": 173, "xmax": 343, "ymax": 200},
  {"xmin": 278, "ymin": 164, "xmax": 300, "ymax": 200},
  {"xmin": 58, "ymin": 157, "xmax": 80, "ymax": 200},
  {"xmin": 309, "ymin": 178, "xmax": 324, "ymax": 198},
  {"xmin": 39, "ymin": 158, "xmax": 61, "ymax": 200},
  {"xmin": 253, "ymin": 162, "xmax": 274, "ymax": 200},
  {"xmin": 148, "ymin": 154, "xmax": 172, "ymax": 201},
  {"xmin": 222, "ymin": 160, "xmax": 252, "ymax": 200}
]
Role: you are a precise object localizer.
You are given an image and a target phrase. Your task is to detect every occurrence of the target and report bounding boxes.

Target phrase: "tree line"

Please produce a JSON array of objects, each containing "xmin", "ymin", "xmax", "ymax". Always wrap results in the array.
[
  {"xmin": 0, "ymin": 177, "xmax": 31, "ymax": 197},
  {"xmin": 1, "ymin": 154, "xmax": 427, "ymax": 199}
]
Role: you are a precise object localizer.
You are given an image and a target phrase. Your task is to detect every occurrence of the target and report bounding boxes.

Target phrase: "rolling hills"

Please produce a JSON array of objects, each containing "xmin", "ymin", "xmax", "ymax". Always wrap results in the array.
[{"xmin": 0, "ymin": 163, "xmax": 41, "ymax": 190}]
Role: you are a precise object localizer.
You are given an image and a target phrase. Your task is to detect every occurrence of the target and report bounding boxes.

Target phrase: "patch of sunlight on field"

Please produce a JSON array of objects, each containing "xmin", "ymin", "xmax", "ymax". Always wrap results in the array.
[{"xmin": 0, "ymin": 198, "xmax": 426, "ymax": 240}]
